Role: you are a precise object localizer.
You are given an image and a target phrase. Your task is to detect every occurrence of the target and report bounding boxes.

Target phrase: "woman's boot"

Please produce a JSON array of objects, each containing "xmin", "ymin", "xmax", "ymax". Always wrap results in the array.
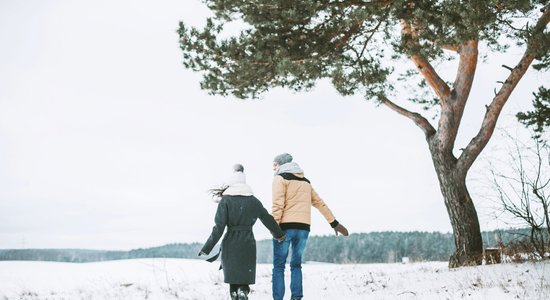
[{"xmin": 237, "ymin": 287, "xmax": 248, "ymax": 300}]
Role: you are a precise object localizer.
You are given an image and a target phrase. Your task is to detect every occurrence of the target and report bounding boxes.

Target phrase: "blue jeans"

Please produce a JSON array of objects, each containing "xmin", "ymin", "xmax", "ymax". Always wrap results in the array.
[{"xmin": 272, "ymin": 229, "xmax": 309, "ymax": 300}]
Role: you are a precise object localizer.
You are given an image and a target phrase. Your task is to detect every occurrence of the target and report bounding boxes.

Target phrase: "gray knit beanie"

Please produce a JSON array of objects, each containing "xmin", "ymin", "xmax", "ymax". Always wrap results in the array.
[{"xmin": 273, "ymin": 153, "xmax": 293, "ymax": 165}]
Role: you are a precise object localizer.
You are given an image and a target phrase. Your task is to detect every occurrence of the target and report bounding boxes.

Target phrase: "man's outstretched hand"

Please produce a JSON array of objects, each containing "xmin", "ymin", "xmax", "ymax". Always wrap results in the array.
[{"xmin": 334, "ymin": 223, "xmax": 349, "ymax": 236}]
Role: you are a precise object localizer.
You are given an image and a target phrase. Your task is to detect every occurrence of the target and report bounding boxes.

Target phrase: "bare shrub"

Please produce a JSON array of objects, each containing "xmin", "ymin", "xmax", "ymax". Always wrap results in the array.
[{"xmin": 487, "ymin": 128, "xmax": 549, "ymax": 261}]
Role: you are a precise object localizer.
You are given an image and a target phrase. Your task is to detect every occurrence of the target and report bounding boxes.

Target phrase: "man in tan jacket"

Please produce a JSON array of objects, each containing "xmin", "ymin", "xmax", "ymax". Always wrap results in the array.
[{"xmin": 271, "ymin": 153, "xmax": 348, "ymax": 300}]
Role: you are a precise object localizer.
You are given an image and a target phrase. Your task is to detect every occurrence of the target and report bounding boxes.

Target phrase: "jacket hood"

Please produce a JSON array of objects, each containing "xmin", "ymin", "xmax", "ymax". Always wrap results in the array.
[{"xmin": 275, "ymin": 162, "xmax": 304, "ymax": 175}]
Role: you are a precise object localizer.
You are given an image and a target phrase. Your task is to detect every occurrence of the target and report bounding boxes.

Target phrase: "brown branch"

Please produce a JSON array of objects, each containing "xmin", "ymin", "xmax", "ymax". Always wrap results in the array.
[
  {"xmin": 457, "ymin": 54, "xmax": 535, "ymax": 174},
  {"xmin": 409, "ymin": 55, "xmax": 451, "ymax": 100},
  {"xmin": 355, "ymin": 18, "xmax": 385, "ymax": 64},
  {"xmin": 457, "ymin": 6, "xmax": 550, "ymax": 175},
  {"xmin": 435, "ymin": 40, "xmax": 479, "ymax": 155},
  {"xmin": 453, "ymin": 40, "xmax": 479, "ymax": 102},
  {"xmin": 380, "ymin": 96, "xmax": 436, "ymax": 138},
  {"xmin": 401, "ymin": 21, "xmax": 451, "ymax": 101}
]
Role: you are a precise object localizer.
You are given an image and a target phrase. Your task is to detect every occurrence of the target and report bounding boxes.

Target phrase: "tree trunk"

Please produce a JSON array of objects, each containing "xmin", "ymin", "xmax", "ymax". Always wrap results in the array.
[{"xmin": 429, "ymin": 138, "xmax": 483, "ymax": 268}]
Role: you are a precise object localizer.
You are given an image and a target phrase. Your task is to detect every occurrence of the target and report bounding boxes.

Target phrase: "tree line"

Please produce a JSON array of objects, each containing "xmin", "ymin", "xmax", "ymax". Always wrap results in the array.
[{"xmin": 0, "ymin": 229, "xmax": 531, "ymax": 264}]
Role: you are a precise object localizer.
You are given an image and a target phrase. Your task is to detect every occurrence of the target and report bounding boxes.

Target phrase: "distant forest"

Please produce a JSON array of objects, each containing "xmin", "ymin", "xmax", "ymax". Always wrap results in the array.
[{"xmin": 0, "ymin": 229, "xmax": 530, "ymax": 264}]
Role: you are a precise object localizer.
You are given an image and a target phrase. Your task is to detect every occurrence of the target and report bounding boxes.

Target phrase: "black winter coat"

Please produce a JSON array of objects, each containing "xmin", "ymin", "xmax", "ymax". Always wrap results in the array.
[{"xmin": 201, "ymin": 194, "xmax": 284, "ymax": 284}]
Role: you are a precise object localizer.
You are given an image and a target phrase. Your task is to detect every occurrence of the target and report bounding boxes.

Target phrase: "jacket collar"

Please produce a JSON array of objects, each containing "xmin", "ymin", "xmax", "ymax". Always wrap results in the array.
[{"xmin": 222, "ymin": 183, "xmax": 254, "ymax": 196}]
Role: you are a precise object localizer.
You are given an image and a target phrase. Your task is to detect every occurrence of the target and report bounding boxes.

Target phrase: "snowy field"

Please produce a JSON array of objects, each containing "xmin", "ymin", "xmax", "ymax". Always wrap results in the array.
[{"xmin": 0, "ymin": 259, "xmax": 549, "ymax": 300}]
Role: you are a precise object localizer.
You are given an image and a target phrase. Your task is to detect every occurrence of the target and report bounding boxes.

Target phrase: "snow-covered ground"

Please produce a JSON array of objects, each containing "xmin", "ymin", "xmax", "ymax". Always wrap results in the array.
[{"xmin": 0, "ymin": 259, "xmax": 549, "ymax": 300}]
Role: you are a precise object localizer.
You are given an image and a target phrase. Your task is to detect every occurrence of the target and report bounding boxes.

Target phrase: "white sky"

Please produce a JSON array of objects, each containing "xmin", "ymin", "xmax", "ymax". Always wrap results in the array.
[{"xmin": 0, "ymin": 0, "xmax": 547, "ymax": 250}]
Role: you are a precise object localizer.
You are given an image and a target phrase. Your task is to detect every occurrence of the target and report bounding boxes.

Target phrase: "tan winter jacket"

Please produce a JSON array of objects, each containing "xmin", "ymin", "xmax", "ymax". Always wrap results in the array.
[{"xmin": 272, "ymin": 172, "xmax": 336, "ymax": 228}]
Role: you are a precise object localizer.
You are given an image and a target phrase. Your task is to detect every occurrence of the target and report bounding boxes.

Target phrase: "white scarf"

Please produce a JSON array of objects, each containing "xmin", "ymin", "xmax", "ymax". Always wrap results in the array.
[
  {"xmin": 275, "ymin": 162, "xmax": 304, "ymax": 175},
  {"xmin": 223, "ymin": 183, "xmax": 254, "ymax": 196}
]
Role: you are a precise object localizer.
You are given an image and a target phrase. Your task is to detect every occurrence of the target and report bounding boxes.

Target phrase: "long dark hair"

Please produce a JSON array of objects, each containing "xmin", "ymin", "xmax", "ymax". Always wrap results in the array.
[{"xmin": 208, "ymin": 185, "xmax": 229, "ymax": 202}]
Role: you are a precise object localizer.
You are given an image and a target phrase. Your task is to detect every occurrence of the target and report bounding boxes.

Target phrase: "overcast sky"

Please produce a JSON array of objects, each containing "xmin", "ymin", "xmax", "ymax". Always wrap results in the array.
[{"xmin": 0, "ymin": 0, "xmax": 547, "ymax": 250}]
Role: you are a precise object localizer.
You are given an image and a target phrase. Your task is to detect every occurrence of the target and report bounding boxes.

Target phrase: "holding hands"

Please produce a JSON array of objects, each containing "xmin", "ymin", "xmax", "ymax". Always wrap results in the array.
[{"xmin": 274, "ymin": 234, "xmax": 286, "ymax": 243}]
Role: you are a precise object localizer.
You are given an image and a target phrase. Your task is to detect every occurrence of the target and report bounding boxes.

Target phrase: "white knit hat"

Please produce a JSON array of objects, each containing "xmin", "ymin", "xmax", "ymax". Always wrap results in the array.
[{"xmin": 227, "ymin": 163, "xmax": 246, "ymax": 185}]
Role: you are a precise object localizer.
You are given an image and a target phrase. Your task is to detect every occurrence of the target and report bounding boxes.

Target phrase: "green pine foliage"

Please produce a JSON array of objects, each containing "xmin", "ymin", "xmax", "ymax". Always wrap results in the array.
[
  {"xmin": 178, "ymin": 0, "xmax": 548, "ymax": 105},
  {"xmin": 516, "ymin": 86, "xmax": 550, "ymax": 137}
]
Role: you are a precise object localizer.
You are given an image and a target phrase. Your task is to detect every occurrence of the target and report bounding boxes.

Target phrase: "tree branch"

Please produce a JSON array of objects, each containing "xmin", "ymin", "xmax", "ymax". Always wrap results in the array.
[
  {"xmin": 354, "ymin": 18, "xmax": 385, "ymax": 64},
  {"xmin": 335, "ymin": 25, "xmax": 361, "ymax": 49},
  {"xmin": 401, "ymin": 21, "xmax": 451, "ymax": 100},
  {"xmin": 437, "ymin": 40, "xmax": 479, "ymax": 155},
  {"xmin": 453, "ymin": 40, "xmax": 479, "ymax": 102},
  {"xmin": 380, "ymin": 96, "xmax": 436, "ymax": 138},
  {"xmin": 457, "ymin": 6, "xmax": 550, "ymax": 175}
]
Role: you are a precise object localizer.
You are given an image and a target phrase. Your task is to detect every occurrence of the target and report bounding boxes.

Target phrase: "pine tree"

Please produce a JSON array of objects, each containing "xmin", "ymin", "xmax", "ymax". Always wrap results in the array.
[{"xmin": 178, "ymin": 1, "xmax": 550, "ymax": 267}]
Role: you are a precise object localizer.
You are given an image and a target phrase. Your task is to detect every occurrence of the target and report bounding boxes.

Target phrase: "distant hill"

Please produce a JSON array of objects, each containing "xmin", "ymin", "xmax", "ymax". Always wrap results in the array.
[{"xmin": 0, "ymin": 229, "xmax": 529, "ymax": 264}]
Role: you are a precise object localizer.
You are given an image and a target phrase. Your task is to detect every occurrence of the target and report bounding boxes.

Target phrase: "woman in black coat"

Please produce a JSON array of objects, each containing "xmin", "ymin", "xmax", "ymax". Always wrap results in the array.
[{"xmin": 200, "ymin": 164, "xmax": 285, "ymax": 300}]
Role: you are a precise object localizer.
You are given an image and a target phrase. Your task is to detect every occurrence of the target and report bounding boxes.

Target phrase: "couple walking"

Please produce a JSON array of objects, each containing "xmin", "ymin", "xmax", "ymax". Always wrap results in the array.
[{"xmin": 199, "ymin": 153, "xmax": 349, "ymax": 300}]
